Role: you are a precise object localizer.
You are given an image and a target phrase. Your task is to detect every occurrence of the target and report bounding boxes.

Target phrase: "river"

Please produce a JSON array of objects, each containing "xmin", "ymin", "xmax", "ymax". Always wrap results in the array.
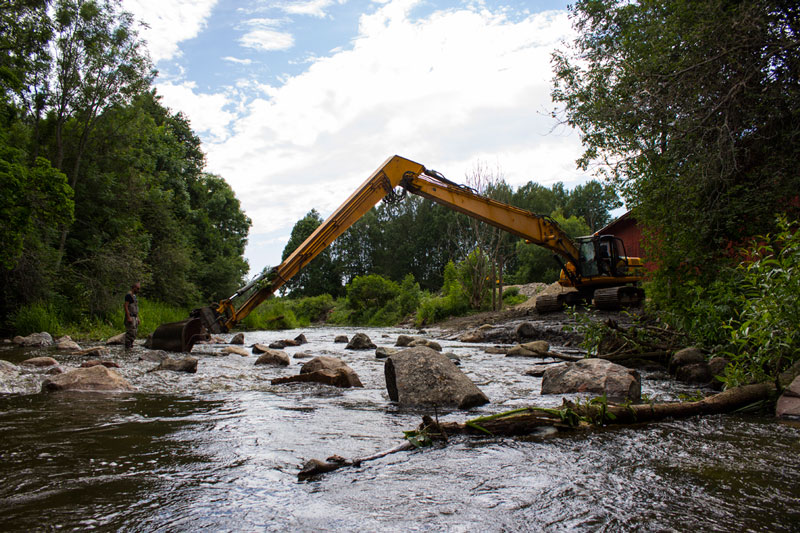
[{"xmin": 1, "ymin": 325, "xmax": 798, "ymax": 531}]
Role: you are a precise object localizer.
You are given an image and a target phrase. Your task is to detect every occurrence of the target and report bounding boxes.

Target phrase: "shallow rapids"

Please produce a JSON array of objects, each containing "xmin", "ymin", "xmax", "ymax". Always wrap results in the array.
[{"xmin": 1, "ymin": 325, "xmax": 798, "ymax": 531}]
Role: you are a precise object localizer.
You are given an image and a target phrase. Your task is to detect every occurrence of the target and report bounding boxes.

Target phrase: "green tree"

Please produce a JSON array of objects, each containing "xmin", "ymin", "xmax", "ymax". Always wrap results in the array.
[
  {"xmin": 552, "ymin": 0, "xmax": 800, "ymax": 292},
  {"xmin": 564, "ymin": 180, "xmax": 621, "ymax": 232},
  {"xmin": 50, "ymin": 0, "xmax": 154, "ymax": 267},
  {"xmin": 282, "ymin": 209, "xmax": 341, "ymax": 297},
  {"xmin": 511, "ymin": 212, "xmax": 591, "ymax": 284}
]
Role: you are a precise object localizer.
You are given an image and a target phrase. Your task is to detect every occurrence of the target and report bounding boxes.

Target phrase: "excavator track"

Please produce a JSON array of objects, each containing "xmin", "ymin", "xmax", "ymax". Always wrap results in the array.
[
  {"xmin": 593, "ymin": 286, "xmax": 645, "ymax": 310},
  {"xmin": 535, "ymin": 293, "xmax": 565, "ymax": 313}
]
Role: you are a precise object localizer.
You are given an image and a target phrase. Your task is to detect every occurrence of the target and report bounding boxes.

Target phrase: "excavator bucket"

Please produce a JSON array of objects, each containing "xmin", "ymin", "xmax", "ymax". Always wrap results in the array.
[{"xmin": 148, "ymin": 318, "xmax": 205, "ymax": 352}]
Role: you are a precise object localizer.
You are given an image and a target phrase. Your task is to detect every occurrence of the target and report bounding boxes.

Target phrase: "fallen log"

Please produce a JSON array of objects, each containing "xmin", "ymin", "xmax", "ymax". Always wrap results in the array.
[{"xmin": 297, "ymin": 383, "xmax": 775, "ymax": 479}]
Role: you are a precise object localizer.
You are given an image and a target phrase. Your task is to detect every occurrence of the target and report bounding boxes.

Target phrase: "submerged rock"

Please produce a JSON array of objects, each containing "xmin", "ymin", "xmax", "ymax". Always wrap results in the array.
[
  {"xmin": 294, "ymin": 334, "xmax": 308, "ymax": 345},
  {"xmin": 229, "ymin": 333, "xmax": 245, "ymax": 345},
  {"xmin": 73, "ymin": 347, "xmax": 110, "ymax": 358},
  {"xmin": 334, "ymin": 335, "xmax": 348, "ymax": 344},
  {"xmin": 55, "ymin": 336, "xmax": 81, "ymax": 351},
  {"xmin": 80, "ymin": 360, "xmax": 120, "ymax": 369},
  {"xmin": 153, "ymin": 357, "xmax": 198, "ymax": 373},
  {"xmin": 105, "ymin": 333, "xmax": 125, "ymax": 345},
  {"xmin": 221, "ymin": 346, "xmax": 250, "ymax": 357},
  {"xmin": 507, "ymin": 341, "xmax": 550, "ymax": 358},
  {"xmin": 346, "ymin": 333, "xmax": 376, "ymax": 350},
  {"xmin": 254, "ymin": 350, "xmax": 290, "ymax": 366},
  {"xmin": 139, "ymin": 350, "xmax": 169, "ymax": 363},
  {"xmin": 42, "ymin": 365, "xmax": 135, "ymax": 392},
  {"xmin": 375, "ymin": 347, "xmax": 399, "ymax": 359},
  {"xmin": 384, "ymin": 347, "xmax": 489, "ymax": 409},
  {"xmin": 408, "ymin": 338, "xmax": 442, "ymax": 352},
  {"xmin": 541, "ymin": 358, "xmax": 641, "ymax": 402}
]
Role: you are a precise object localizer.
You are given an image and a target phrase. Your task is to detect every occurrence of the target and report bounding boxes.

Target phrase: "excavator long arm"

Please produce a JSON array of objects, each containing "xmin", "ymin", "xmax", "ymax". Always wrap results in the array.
[{"xmin": 214, "ymin": 155, "xmax": 579, "ymax": 331}]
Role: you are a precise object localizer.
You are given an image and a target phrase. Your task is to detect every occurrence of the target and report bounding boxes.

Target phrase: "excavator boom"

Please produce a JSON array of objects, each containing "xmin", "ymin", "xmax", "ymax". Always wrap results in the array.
[{"xmin": 150, "ymin": 155, "xmax": 642, "ymax": 350}]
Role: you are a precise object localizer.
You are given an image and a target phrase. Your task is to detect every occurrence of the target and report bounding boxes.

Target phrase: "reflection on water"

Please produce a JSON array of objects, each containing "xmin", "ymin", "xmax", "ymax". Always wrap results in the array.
[{"xmin": 0, "ymin": 326, "xmax": 798, "ymax": 531}]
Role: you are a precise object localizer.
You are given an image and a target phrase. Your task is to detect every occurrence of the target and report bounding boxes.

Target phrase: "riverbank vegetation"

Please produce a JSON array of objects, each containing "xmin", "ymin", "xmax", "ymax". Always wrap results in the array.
[{"xmin": 552, "ymin": 0, "xmax": 800, "ymax": 386}]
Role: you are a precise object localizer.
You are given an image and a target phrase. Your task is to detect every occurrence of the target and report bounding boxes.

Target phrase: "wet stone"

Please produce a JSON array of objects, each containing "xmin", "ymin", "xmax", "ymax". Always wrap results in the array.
[
  {"xmin": 254, "ymin": 350, "xmax": 290, "ymax": 366},
  {"xmin": 346, "ymin": 333, "xmax": 376, "ymax": 350},
  {"xmin": 21, "ymin": 357, "xmax": 59, "ymax": 367}
]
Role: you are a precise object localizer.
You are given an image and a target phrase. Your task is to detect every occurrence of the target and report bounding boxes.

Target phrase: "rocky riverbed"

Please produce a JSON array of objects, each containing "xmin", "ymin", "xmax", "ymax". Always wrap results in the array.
[{"xmin": 1, "ymin": 303, "xmax": 799, "ymax": 531}]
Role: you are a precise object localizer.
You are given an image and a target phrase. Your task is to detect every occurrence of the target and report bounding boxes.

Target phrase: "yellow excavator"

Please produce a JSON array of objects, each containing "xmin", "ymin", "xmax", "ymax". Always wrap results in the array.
[{"xmin": 149, "ymin": 155, "xmax": 644, "ymax": 351}]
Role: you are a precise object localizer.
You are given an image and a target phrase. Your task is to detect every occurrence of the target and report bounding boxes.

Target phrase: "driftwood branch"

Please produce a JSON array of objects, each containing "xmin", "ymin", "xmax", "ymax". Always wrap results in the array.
[{"xmin": 297, "ymin": 383, "xmax": 775, "ymax": 479}]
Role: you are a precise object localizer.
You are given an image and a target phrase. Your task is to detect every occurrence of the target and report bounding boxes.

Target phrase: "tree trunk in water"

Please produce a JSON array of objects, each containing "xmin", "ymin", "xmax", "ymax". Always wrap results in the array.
[{"xmin": 297, "ymin": 383, "xmax": 775, "ymax": 478}]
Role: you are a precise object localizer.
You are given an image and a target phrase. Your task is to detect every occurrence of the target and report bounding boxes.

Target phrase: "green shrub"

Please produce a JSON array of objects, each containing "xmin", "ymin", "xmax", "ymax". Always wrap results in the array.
[
  {"xmin": 240, "ymin": 299, "xmax": 298, "ymax": 330},
  {"xmin": 11, "ymin": 302, "xmax": 62, "ymax": 336},
  {"xmin": 721, "ymin": 217, "xmax": 800, "ymax": 387},
  {"xmin": 502, "ymin": 286, "xmax": 526, "ymax": 306},
  {"xmin": 346, "ymin": 274, "xmax": 400, "ymax": 312},
  {"xmin": 292, "ymin": 294, "xmax": 335, "ymax": 323},
  {"xmin": 415, "ymin": 262, "xmax": 470, "ymax": 326}
]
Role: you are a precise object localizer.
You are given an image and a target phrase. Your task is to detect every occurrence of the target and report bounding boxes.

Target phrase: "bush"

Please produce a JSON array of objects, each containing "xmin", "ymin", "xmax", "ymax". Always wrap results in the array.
[
  {"xmin": 11, "ymin": 302, "xmax": 62, "ymax": 336},
  {"xmin": 502, "ymin": 286, "xmax": 526, "ymax": 306},
  {"xmin": 721, "ymin": 217, "xmax": 800, "ymax": 387},
  {"xmin": 240, "ymin": 299, "xmax": 298, "ymax": 330},
  {"xmin": 346, "ymin": 274, "xmax": 400, "ymax": 312},
  {"xmin": 292, "ymin": 294, "xmax": 335, "ymax": 324},
  {"xmin": 416, "ymin": 262, "xmax": 470, "ymax": 326}
]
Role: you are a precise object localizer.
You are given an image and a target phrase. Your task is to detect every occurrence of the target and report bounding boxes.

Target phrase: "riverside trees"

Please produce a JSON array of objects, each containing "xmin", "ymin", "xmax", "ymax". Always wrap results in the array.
[
  {"xmin": 1, "ymin": 0, "xmax": 250, "ymax": 333},
  {"xmin": 552, "ymin": 0, "xmax": 800, "ymax": 384}
]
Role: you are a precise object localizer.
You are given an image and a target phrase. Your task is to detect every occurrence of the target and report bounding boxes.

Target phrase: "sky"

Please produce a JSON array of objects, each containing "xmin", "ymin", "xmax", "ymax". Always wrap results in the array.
[{"xmin": 122, "ymin": 0, "xmax": 586, "ymax": 277}]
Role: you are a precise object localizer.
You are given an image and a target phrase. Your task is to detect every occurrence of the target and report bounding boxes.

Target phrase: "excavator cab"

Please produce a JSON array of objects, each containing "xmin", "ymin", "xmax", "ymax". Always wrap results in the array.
[{"xmin": 576, "ymin": 235, "xmax": 630, "ymax": 278}]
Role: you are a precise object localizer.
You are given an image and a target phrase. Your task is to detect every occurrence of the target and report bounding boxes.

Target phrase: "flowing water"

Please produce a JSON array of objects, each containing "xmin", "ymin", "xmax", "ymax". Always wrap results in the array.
[{"xmin": 1, "ymin": 325, "xmax": 798, "ymax": 532}]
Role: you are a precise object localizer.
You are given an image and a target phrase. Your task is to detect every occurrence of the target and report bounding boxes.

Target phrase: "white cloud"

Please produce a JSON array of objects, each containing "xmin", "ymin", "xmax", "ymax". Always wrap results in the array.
[
  {"xmin": 240, "ymin": 29, "xmax": 295, "ymax": 51},
  {"xmin": 279, "ymin": 0, "xmax": 341, "ymax": 18},
  {"xmin": 223, "ymin": 56, "xmax": 254, "ymax": 65},
  {"xmin": 155, "ymin": 82, "xmax": 237, "ymax": 143},
  {"xmin": 144, "ymin": 0, "xmax": 581, "ymax": 271},
  {"xmin": 123, "ymin": 0, "xmax": 218, "ymax": 62}
]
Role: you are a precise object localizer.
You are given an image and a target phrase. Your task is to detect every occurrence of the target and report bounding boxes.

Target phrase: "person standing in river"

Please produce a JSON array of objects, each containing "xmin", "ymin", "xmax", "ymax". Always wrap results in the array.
[{"xmin": 124, "ymin": 282, "xmax": 141, "ymax": 350}]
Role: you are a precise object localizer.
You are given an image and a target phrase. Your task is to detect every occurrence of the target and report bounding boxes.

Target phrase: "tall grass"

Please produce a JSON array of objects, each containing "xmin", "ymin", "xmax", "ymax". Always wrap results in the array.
[{"xmin": 8, "ymin": 298, "xmax": 190, "ymax": 341}]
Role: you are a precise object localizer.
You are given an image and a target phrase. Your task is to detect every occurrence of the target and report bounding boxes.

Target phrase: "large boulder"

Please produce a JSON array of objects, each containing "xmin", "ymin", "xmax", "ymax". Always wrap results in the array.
[
  {"xmin": 776, "ymin": 376, "xmax": 800, "ymax": 420},
  {"xmin": 384, "ymin": 347, "xmax": 489, "ymax": 409},
  {"xmin": 13, "ymin": 332, "xmax": 54, "ymax": 347},
  {"xmin": 153, "ymin": 357, "xmax": 198, "ymax": 373},
  {"xmin": 254, "ymin": 349, "xmax": 290, "ymax": 366},
  {"xmin": 346, "ymin": 333, "xmax": 376, "ymax": 350},
  {"xmin": 271, "ymin": 367, "xmax": 363, "ymax": 388},
  {"xmin": 300, "ymin": 356, "xmax": 346, "ymax": 374},
  {"xmin": 42, "ymin": 365, "xmax": 135, "ymax": 392},
  {"xmin": 541, "ymin": 358, "xmax": 641, "ymax": 402}
]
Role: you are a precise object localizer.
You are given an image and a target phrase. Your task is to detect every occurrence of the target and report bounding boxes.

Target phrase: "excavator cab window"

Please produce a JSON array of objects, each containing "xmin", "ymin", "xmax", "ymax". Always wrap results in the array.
[{"xmin": 577, "ymin": 238, "xmax": 600, "ymax": 277}]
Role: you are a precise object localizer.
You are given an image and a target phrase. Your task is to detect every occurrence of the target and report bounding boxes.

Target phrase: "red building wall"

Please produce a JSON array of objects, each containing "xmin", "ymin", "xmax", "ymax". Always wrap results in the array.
[{"xmin": 596, "ymin": 212, "xmax": 657, "ymax": 271}]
